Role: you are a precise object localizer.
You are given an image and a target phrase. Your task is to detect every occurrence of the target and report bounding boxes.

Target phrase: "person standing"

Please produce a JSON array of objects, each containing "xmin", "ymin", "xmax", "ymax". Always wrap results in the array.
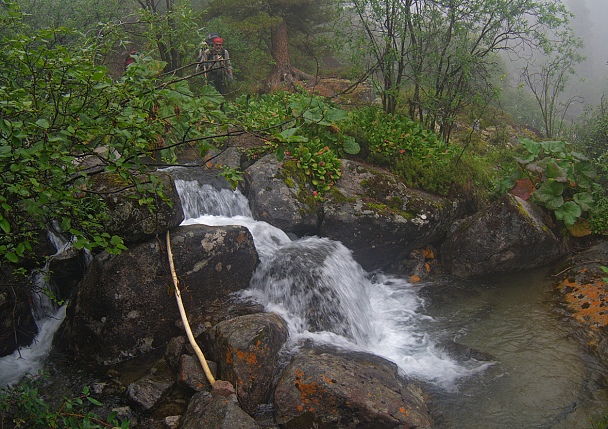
[{"xmin": 196, "ymin": 34, "xmax": 233, "ymax": 95}]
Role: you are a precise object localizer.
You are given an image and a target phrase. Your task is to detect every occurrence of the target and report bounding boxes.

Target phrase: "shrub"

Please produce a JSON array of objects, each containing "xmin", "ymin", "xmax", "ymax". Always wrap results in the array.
[
  {"xmin": 0, "ymin": 373, "xmax": 130, "ymax": 428},
  {"xmin": 496, "ymin": 138, "xmax": 605, "ymax": 233}
]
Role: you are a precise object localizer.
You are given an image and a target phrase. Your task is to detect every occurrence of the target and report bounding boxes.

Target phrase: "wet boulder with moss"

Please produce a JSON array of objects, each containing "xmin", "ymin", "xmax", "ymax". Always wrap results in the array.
[
  {"xmin": 440, "ymin": 194, "xmax": 566, "ymax": 278},
  {"xmin": 244, "ymin": 154, "xmax": 321, "ymax": 237},
  {"xmin": 320, "ymin": 160, "xmax": 462, "ymax": 272}
]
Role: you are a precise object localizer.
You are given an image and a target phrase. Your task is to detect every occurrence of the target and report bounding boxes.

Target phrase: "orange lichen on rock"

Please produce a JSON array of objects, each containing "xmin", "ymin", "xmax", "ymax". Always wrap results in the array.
[
  {"xmin": 399, "ymin": 406, "xmax": 411, "ymax": 418},
  {"xmin": 421, "ymin": 246, "xmax": 435, "ymax": 259},
  {"xmin": 235, "ymin": 348, "xmax": 259, "ymax": 366},
  {"xmin": 409, "ymin": 275, "xmax": 421, "ymax": 283},
  {"xmin": 559, "ymin": 277, "xmax": 608, "ymax": 329},
  {"xmin": 292, "ymin": 369, "xmax": 335, "ymax": 413}
]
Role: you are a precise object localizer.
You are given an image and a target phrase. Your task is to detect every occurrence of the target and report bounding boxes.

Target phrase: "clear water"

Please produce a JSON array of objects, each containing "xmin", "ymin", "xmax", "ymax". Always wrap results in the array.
[
  {"xmin": 422, "ymin": 270, "xmax": 608, "ymax": 429},
  {"xmin": 2, "ymin": 175, "xmax": 607, "ymax": 429},
  {"xmin": 178, "ymin": 177, "xmax": 608, "ymax": 428}
]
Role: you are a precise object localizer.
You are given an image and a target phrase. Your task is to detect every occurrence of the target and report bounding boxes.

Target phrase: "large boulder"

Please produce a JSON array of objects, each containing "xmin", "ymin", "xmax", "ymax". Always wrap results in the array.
[
  {"xmin": 204, "ymin": 313, "xmax": 289, "ymax": 414},
  {"xmin": 552, "ymin": 240, "xmax": 608, "ymax": 355},
  {"xmin": 180, "ymin": 390, "xmax": 260, "ymax": 429},
  {"xmin": 321, "ymin": 159, "xmax": 461, "ymax": 271},
  {"xmin": 56, "ymin": 224, "xmax": 258, "ymax": 365},
  {"xmin": 274, "ymin": 347, "xmax": 432, "ymax": 429},
  {"xmin": 440, "ymin": 194, "xmax": 566, "ymax": 277},
  {"xmin": 88, "ymin": 170, "xmax": 184, "ymax": 245},
  {"xmin": 244, "ymin": 155, "xmax": 320, "ymax": 236}
]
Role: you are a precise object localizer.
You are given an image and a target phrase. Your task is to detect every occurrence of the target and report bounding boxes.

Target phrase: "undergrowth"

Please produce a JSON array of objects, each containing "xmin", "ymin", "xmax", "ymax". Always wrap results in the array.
[{"xmin": 0, "ymin": 373, "xmax": 130, "ymax": 429}]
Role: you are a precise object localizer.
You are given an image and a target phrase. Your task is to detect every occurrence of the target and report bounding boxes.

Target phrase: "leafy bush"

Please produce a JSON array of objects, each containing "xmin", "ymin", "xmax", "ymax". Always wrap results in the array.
[
  {"xmin": 233, "ymin": 92, "xmax": 357, "ymax": 196},
  {"xmin": 0, "ymin": 3, "xmax": 227, "ymax": 264},
  {"xmin": 0, "ymin": 373, "xmax": 129, "ymax": 428},
  {"xmin": 346, "ymin": 107, "xmax": 453, "ymax": 165},
  {"xmin": 343, "ymin": 107, "xmax": 495, "ymax": 200},
  {"xmin": 496, "ymin": 138, "xmax": 604, "ymax": 232}
]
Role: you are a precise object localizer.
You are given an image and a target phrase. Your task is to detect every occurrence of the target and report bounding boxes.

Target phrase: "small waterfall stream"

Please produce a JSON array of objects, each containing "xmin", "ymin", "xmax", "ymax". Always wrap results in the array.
[
  {"xmin": 0, "ymin": 231, "xmax": 71, "ymax": 387},
  {"xmin": 2, "ymin": 170, "xmax": 607, "ymax": 428},
  {"xmin": 176, "ymin": 174, "xmax": 608, "ymax": 428},
  {"xmin": 177, "ymin": 176, "xmax": 487, "ymax": 391}
]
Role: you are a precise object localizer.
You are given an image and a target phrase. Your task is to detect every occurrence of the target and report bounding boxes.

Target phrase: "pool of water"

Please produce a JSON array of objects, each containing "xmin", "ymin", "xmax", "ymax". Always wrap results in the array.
[{"xmin": 420, "ymin": 267, "xmax": 608, "ymax": 429}]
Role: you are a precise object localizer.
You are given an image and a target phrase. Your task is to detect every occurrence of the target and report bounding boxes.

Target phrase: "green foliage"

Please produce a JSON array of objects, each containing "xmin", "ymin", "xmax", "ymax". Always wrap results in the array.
[
  {"xmin": 497, "ymin": 137, "xmax": 602, "ymax": 229},
  {"xmin": 346, "ymin": 107, "xmax": 452, "ymax": 163},
  {"xmin": 0, "ymin": 373, "xmax": 130, "ymax": 428},
  {"xmin": 0, "ymin": 3, "xmax": 227, "ymax": 264},
  {"xmin": 292, "ymin": 139, "xmax": 342, "ymax": 195},
  {"xmin": 589, "ymin": 185, "xmax": 608, "ymax": 236},
  {"xmin": 233, "ymin": 91, "xmax": 355, "ymax": 195},
  {"xmin": 348, "ymin": 0, "xmax": 577, "ymax": 139},
  {"xmin": 590, "ymin": 414, "xmax": 608, "ymax": 429},
  {"xmin": 17, "ymin": 0, "xmax": 131, "ymax": 35}
]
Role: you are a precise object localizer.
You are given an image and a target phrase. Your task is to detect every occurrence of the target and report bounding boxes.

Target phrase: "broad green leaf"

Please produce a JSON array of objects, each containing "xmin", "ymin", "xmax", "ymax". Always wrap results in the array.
[
  {"xmin": 514, "ymin": 154, "xmax": 535, "ymax": 164},
  {"xmin": 545, "ymin": 160, "xmax": 568, "ymax": 182},
  {"xmin": 554, "ymin": 201, "xmax": 581, "ymax": 226},
  {"xmin": 574, "ymin": 161, "xmax": 597, "ymax": 180},
  {"xmin": 5, "ymin": 252, "xmax": 18, "ymax": 263},
  {"xmin": 342, "ymin": 136, "xmax": 360, "ymax": 155},
  {"xmin": 0, "ymin": 218, "xmax": 10, "ymax": 234},
  {"xmin": 540, "ymin": 140, "xmax": 566, "ymax": 154},
  {"xmin": 532, "ymin": 180, "xmax": 564, "ymax": 210},
  {"xmin": 276, "ymin": 146, "xmax": 285, "ymax": 162},
  {"xmin": 35, "ymin": 118, "xmax": 50, "ymax": 129},
  {"xmin": 279, "ymin": 128, "xmax": 308, "ymax": 143},
  {"xmin": 519, "ymin": 138, "xmax": 541, "ymax": 156},
  {"xmin": 324, "ymin": 108, "xmax": 349, "ymax": 123},
  {"xmin": 573, "ymin": 192, "xmax": 594, "ymax": 212}
]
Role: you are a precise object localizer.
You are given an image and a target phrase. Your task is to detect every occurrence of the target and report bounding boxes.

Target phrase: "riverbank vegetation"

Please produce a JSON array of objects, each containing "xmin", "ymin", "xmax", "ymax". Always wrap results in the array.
[{"xmin": 2, "ymin": 0, "xmax": 608, "ymax": 425}]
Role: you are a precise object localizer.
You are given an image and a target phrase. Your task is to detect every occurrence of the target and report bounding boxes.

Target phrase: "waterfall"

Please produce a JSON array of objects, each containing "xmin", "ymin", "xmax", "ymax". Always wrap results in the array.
[
  {"xmin": 0, "ymin": 231, "xmax": 71, "ymax": 387},
  {"xmin": 175, "ymin": 176, "xmax": 490, "ymax": 390}
]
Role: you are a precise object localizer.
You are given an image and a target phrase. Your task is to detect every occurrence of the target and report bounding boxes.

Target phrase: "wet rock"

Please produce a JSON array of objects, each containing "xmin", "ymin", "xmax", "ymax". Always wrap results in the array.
[
  {"xmin": 164, "ymin": 415, "xmax": 181, "ymax": 429},
  {"xmin": 322, "ymin": 160, "xmax": 461, "ymax": 271},
  {"xmin": 244, "ymin": 154, "xmax": 320, "ymax": 236},
  {"xmin": 552, "ymin": 240, "xmax": 608, "ymax": 353},
  {"xmin": 212, "ymin": 379, "xmax": 236, "ymax": 397},
  {"xmin": 205, "ymin": 312, "xmax": 288, "ymax": 414},
  {"xmin": 127, "ymin": 359, "xmax": 176, "ymax": 411},
  {"xmin": 55, "ymin": 224, "xmax": 258, "ymax": 365},
  {"xmin": 47, "ymin": 245, "xmax": 87, "ymax": 301},
  {"xmin": 438, "ymin": 340, "xmax": 495, "ymax": 363},
  {"xmin": 165, "ymin": 336, "xmax": 186, "ymax": 371},
  {"xmin": 274, "ymin": 347, "xmax": 432, "ymax": 429},
  {"xmin": 440, "ymin": 194, "xmax": 566, "ymax": 277},
  {"xmin": 88, "ymin": 170, "xmax": 184, "ymax": 245},
  {"xmin": 180, "ymin": 391, "xmax": 260, "ymax": 429},
  {"xmin": 177, "ymin": 354, "xmax": 216, "ymax": 392}
]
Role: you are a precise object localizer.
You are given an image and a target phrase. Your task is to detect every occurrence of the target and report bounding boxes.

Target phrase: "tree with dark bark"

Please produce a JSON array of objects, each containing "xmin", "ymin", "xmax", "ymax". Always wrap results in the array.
[{"xmin": 204, "ymin": 0, "xmax": 338, "ymax": 91}]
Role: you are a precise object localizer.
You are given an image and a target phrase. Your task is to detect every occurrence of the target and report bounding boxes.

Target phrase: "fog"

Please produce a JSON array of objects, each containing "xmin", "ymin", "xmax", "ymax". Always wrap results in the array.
[{"xmin": 566, "ymin": 0, "xmax": 608, "ymax": 110}]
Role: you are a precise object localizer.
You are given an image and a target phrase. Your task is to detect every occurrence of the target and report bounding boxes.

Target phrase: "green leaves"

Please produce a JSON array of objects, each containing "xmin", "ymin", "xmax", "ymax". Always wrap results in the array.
[
  {"xmin": 506, "ymin": 137, "xmax": 602, "ymax": 229},
  {"xmin": 0, "ymin": 12, "xmax": 229, "ymax": 265},
  {"xmin": 0, "ymin": 373, "xmax": 131, "ymax": 428}
]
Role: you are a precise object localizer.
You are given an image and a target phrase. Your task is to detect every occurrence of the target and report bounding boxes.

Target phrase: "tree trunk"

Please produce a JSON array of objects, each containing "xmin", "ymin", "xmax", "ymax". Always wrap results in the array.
[{"xmin": 266, "ymin": 20, "xmax": 316, "ymax": 92}]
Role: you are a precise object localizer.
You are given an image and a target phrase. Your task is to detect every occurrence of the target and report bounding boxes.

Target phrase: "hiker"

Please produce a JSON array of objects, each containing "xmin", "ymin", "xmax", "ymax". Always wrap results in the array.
[
  {"xmin": 124, "ymin": 50, "xmax": 137, "ymax": 71},
  {"xmin": 196, "ymin": 34, "xmax": 233, "ymax": 95}
]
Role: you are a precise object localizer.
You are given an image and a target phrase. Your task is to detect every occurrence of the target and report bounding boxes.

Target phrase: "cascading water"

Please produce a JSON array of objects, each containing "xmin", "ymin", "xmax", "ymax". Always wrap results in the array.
[
  {"xmin": 175, "ymin": 175, "xmax": 608, "ymax": 428},
  {"xmin": 0, "ymin": 231, "xmax": 71, "ymax": 387},
  {"xmin": 176, "ymin": 177, "xmax": 485, "ymax": 390},
  {"xmin": 3, "ymin": 170, "xmax": 604, "ymax": 428}
]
